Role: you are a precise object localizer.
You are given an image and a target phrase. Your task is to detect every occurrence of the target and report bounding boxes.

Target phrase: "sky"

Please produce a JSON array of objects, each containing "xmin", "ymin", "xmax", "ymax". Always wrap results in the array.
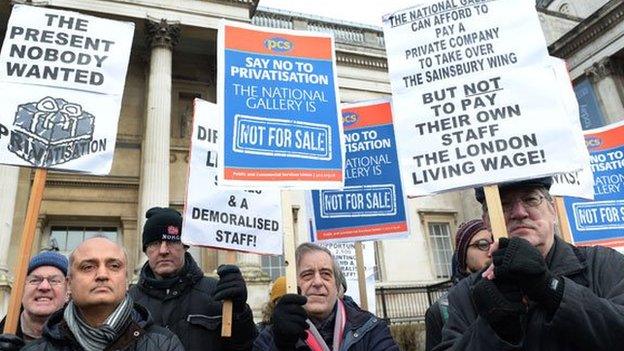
[{"xmin": 258, "ymin": 0, "xmax": 421, "ymax": 28}]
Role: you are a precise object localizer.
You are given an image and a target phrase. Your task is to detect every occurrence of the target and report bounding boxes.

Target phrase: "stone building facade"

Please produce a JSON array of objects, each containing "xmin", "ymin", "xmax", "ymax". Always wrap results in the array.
[{"xmin": 1, "ymin": 0, "xmax": 621, "ymax": 319}]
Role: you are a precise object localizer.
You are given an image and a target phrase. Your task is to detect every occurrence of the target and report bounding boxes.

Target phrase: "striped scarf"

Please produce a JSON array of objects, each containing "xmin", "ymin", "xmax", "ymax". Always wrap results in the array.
[
  {"xmin": 64, "ymin": 295, "xmax": 134, "ymax": 351},
  {"xmin": 304, "ymin": 298, "xmax": 347, "ymax": 351}
]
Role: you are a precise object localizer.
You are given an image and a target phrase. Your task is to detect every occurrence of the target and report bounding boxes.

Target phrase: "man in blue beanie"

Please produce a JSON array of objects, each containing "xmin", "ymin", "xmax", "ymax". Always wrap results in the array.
[{"xmin": 0, "ymin": 251, "xmax": 68, "ymax": 350}]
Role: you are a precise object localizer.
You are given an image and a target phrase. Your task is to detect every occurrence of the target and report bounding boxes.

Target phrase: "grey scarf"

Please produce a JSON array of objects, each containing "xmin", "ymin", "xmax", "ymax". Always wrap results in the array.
[{"xmin": 64, "ymin": 295, "xmax": 134, "ymax": 351}]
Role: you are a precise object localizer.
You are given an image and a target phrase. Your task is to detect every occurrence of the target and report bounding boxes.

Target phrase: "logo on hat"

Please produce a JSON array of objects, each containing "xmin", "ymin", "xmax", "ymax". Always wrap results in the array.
[{"xmin": 166, "ymin": 225, "xmax": 179, "ymax": 236}]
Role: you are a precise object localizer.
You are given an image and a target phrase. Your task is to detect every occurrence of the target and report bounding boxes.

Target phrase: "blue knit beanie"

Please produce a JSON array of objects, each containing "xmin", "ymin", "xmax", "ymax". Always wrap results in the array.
[{"xmin": 27, "ymin": 251, "xmax": 68, "ymax": 276}]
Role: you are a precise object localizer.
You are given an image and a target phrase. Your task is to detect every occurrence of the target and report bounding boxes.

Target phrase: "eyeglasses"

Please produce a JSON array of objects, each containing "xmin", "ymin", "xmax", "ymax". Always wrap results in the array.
[
  {"xmin": 501, "ymin": 194, "xmax": 545, "ymax": 215},
  {"xmin": 467, "ymin": 239, "xmax": 493, "ymax": 252},
  {"xmin": 26, "ymin": 275, "xmax": 65, "ymax": 286}
]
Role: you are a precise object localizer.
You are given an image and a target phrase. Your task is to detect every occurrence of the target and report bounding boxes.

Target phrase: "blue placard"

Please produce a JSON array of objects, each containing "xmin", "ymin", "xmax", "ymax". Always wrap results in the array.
[
  {"xmin": 219, "ymin": 23, "xmax": 343, "ymax": 187},
  {"xmin": 574, "ymin": 78, "xmax": 605, "ymax": 130},
  {"xmin": 309, "ymin": 101, "xmax": 408, "ymax": 242},
  {"xmin": 564, "ymin": 122, "xmax": 624, "ymax": 247}
]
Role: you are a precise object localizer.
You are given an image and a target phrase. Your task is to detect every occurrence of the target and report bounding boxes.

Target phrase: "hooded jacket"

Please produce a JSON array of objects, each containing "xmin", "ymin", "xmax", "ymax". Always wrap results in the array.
[
  {"xmin": 21, "ymin": 303, "xmax": 183, "ymax": 351},
  {"xmin": 435, "ymin": 236, "xmax": 624, "ymax": 350},
  {"xmin": 253, "ymin": 296, "xmax": 399, "ymax": 351},
  {"xmin": 128, "ymin": 253, "xmax": 257, "ymax": 351}
]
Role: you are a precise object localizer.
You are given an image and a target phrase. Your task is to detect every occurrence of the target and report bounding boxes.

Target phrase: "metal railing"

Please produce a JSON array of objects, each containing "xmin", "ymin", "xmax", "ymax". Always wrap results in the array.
[{"xmin": 376, "ymin": 280, "xmax": 453, "ymax": 324}]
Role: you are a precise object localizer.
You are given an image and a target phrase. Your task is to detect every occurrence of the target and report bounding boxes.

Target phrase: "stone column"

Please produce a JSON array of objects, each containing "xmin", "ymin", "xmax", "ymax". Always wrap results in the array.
[
  {"xmin": 585, "ymin": 57, "xmax": 624, "ymax": 125},
  {"xmin": 136, "ymin": 19, "xmax": 180, "ymax": 272},
  {"xmin": 0, "ymin": 165, "xmax": 19, "ymax": 316}
]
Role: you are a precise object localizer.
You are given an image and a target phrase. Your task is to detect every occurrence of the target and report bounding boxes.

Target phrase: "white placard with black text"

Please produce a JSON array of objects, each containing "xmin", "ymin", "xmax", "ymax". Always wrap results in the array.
[{"xmin": 182, "ymin": 99, "xmax": 283, "ymax": 255}]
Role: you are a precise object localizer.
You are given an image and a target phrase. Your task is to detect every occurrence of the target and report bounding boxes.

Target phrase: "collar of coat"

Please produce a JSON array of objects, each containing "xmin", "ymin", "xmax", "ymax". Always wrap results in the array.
[
  {"xmin": 40, "ymin": 303, "xmax": 152, "ymax": 350},
  {"xmin": 137, "ymin": 252, "xmax": 204, "ymax": 296},
  {"xmin": 546, "ymin": 235, "xmax": 587, "ymax": 278}
]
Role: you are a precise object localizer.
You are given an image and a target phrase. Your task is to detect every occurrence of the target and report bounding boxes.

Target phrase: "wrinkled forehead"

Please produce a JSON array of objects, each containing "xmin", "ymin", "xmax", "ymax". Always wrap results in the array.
[
  {"xmin": 298, "ymin": 250, "xmax": 334, "ymax": 273},
  {"xmin": 500, "ymin": 186, "xmax": 543, "ymax": 201},
  {"xmin": 29, "ymin": 265, "xmax": 64, "ymax": 277},
  {"xmin": 72, "ymin": 240, "xmax": 126, "ymax": 266}
]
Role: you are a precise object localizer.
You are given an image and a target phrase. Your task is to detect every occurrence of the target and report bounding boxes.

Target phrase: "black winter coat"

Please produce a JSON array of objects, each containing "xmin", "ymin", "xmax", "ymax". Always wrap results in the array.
[
  {"xmin": 253, "ymin": 296, "xmax": 399, "ymax": 351},
  {"xmin": 435, "ymin": 236, "xmax": 624, "ymax": 351},
  {"xmin": 129, "ymin": 253, "xmax": 257, "ymax": 351},
  {"xmin": 21, "ymin": 303, "xmax": 183, "ymax": 351}
]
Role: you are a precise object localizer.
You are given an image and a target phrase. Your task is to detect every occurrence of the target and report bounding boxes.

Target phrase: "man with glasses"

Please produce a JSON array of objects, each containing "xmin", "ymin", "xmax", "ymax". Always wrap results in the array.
[
  {"xmin": 435, "ymin": 178, "xmax": 624, "ymax": 350},
  {"xmin": 0, "ymin": 251, "xmax": 68, "ymax": 350},
  {"xmin": 129, "ymin": 207, "xmax": 257, "ymax": 351},
  {"xmin": 426, "ymin": 219, "xmax": 492, "ymax": 350}
]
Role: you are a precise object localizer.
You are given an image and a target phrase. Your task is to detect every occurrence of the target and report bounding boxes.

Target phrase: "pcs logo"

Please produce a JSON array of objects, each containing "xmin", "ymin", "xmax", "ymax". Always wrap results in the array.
[
  {"xmin": 342, "ymin": 112, "xmax": 359, "ymax": 126},
  {"xmin": 264, "ymin": 37, "xmax": 293, "ymax": 52},
  {"xmin": 585, "ymin": 136, "xmax": 602, "ymax": 150}
]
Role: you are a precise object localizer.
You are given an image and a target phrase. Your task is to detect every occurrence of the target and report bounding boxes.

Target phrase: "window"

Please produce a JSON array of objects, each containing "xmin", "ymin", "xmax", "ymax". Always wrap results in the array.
[
  {"xmin": 419, "ymin": 212, "xmax": 457, "ymax": 280},
  {"xmin": 261, "ymin": 255, "xmax": 285, "ymax": 281},
  {"xmin": 49, "ymin": 226, "xmax": 118, "ymax": 256},
  {"xmin": 428, "ymin": 222, "xmax": 454, "ymax": 279}
]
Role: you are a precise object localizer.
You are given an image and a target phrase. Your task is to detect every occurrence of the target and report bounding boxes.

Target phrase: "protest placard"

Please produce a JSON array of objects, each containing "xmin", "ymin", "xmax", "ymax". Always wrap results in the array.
[
  {"xmin": 0, "ymin": 5, "xmax": 133, "ymax": 174},
  {"xmin": 182, "ymin": 99, "xmax": 283, "ymax": 255},
  {"xmin": 383, "ymin": 1, "xmax": 584, "ymax": 196},
  {"xmin": 308, "ymin": 100, "xmax": 409, "ymax": 242},
  {"xmin": 383, "ymin": 0, "xmax": 550, "ymax": 93},
  {"xmin": 548, "ymin": 57, "xmax": 594, "ymax": 200},
  {"xmin": 321, "ymin": 242, "xmax": 376, "ymax": 311},
  {"xmin": 391, "ymin": 68, "xmax": 585, "ymax": 196},
  {"xmin": 564, "ymin": 121, "xmax": 624, "ymax": 249},
  {"xmin": 217, "ymin": 20, "xmax": 344, "ymax": 189}
]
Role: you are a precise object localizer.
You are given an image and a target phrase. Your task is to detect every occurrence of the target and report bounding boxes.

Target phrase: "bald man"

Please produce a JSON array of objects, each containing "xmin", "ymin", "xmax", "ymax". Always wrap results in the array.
[{"xmin": 23, "ymin": 237, "xmax": 183, "ymax": 351}]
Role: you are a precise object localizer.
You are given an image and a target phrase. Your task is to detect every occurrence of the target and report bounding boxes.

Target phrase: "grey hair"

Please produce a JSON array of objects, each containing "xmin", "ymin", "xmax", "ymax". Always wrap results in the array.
[{"xmin": 295, "ymin": 242, "xmax": 346, "ymax": 292}]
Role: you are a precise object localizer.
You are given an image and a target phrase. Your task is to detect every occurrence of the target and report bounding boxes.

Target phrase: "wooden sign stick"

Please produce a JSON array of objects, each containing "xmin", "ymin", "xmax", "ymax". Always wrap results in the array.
[
  {"xmin": 3, "ymin": 169, "xmax": 47, "ymax": 334},
  {"xmin": 354, "ymin": 242, "xmax": 368, "ymax": 311},
  {"xmin": 281, "ymin": 191, "xmax": 298, "ymax": 294},
  {"xmin": 221, "ymin": 250, "xmax": 237, "ymax": 337},
  {"xmin": 554, "ymin": 196, "xmax": 573, "ymax": 243},
  {"xmin": 483, "ymin": 185, "xmax": 508, "ymax": 240}
]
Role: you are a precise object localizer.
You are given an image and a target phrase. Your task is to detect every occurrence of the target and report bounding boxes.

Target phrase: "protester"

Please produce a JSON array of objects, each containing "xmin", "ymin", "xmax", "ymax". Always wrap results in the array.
[
  {"xmin": 0, "ymin": 252, "xmax": 69, "ymax": 350},
  {"xmin": 254, "ymin": 242, "xmax": 398, "ymax": 350},
  {"xmin": 129, "ymin": 207, "xmax": 257, "ymax": 351},
  {"xmin": 436, "ymin": 177, "xmax": 624, "ymax": 350},
  {"xmin": 257, "ymin": 276, "xmax": 287, "ymax": 334},
  {"xmin": 22, "ymin": 237, "xmax": 183, "ymax": 350},
  {"xmin": 425, "ymin": 219, "xmax": 493, "ymax": 351}
]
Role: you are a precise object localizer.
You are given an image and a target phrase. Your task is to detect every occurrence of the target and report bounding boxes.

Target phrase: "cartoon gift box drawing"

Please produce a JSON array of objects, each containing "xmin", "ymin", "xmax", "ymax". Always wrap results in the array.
[{"xmin": 8, "ymin": 96, "xmax": 95, "ymax": 167}]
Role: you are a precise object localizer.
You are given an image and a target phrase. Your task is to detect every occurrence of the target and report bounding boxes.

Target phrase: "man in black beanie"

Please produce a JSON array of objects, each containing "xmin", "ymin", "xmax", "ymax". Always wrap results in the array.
[
  {"xmin": 129, "ymin": 207, "xmax": 257, "ymax": 351},
  {"xmin": 435, "ymin": 178, "xmax": 624, "ymax": 350}
]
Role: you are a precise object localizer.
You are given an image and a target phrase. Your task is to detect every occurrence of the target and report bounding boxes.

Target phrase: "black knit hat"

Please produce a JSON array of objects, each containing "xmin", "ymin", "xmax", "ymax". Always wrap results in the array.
[
  {"xmin": 142, "ymin": 207, "xmax": 182, "ymax": 251},
  {"xmin": 474, "ymin": 177, "xmax": 553, "ymax": 204}
]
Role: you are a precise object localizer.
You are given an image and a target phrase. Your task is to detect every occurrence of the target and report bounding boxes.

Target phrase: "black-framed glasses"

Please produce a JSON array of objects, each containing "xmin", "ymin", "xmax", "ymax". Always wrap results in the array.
[
  {"xmin": 26, "ymin": 275, "xmax": 65, "ymax": 286},
  {"xmin": 467, "ymin": 239, "xmax": 493, "ymax": 252},
  {"xmin": 501, "ymin": 194, "xmax": 545, "ymax": 215}
]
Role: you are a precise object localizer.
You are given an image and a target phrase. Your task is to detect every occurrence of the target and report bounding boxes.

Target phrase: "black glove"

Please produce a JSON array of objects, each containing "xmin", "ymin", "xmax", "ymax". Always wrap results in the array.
[
  {"xmin": 272, "ymin": 294, "xmax": 309, "ymax": 350},
  {"xmin": 0, "ymin": 333, "xmax": 25, "ymax": 351},
  {"xmin": 472, "ymin": 277, "xmax": 527, "ymax": 344},
  {"xmin": 213, "ymin": 265, "xmax": 248, "ymax": 313},
  {"xmin": 493, "ymin": 237, "xmax": 564, "ymax": 311}
]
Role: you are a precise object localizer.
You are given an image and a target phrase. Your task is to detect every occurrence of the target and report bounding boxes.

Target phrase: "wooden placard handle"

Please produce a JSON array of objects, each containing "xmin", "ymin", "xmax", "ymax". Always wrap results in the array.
[
  {"xmin": 220, "ymin": 250, "xmax": 237, "ymax": 337},
  {"xmin": 354, "ymin": 242, "xmax": 368, "ymax": 311},
  {"xmin": 554, "ymin": 196, "xmax": 573, "ymax": 243},
  {"xmin": 3, "ymin": 169, "xmax": 47, "ymax": 334},
  {"xmin": 483, "ymin": 185, "xmax": 508, "ymax": 240},
  {"xmin": 281, "ymin": 191, "xmax": 298, "ymax": 294}
]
